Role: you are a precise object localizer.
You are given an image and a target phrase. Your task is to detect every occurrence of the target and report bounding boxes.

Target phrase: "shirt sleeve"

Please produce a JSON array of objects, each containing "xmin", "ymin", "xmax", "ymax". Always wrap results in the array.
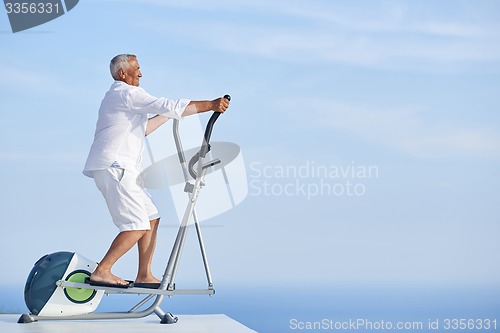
[{"xmin": 127, "ymin": 86, "xmax": 190, "ymax": 119}]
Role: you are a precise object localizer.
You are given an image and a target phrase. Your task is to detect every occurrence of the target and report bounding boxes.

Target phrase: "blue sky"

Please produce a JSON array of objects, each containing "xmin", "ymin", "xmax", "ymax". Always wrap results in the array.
[{"xmin": 1, "ymin": 0, "xmax": 499, "ymax": 296}]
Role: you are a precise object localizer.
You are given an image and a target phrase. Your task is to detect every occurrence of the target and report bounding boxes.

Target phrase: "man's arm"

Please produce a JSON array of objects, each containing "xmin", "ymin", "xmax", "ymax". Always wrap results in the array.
[
  {"xmin": 146, "ymin": 115, "xmax": 170, "ymax": 136},
  {"xmin": 145, "ymin": 97, "xmax": 230, "ymax": 136},
  {"xmin": 182, "ymin": 98, "xmax": 229, "ymax": 116}
]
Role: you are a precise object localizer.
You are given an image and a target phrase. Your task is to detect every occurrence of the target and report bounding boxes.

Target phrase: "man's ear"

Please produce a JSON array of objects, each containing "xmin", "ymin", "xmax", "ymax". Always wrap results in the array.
[{"xmin": 118, "ymin": 68, "xmax": 126, "ymax": 79}]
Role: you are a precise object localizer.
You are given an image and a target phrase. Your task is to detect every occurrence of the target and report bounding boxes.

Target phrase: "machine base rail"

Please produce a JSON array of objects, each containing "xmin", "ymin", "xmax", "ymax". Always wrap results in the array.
[{"xmin": 18, "ymin": 311, "xmax": 179, "ymax": 324}]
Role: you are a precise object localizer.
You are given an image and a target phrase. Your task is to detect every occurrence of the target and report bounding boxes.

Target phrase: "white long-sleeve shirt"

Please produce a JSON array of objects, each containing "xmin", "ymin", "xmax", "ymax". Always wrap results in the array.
[{"xmin": 83, "ymin": 81, "xmax": 190, "ymax": 177}]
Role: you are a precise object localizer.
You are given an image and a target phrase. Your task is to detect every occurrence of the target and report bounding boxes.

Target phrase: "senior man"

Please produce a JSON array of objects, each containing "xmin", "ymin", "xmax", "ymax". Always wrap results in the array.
[{"xmin": 83, "ymin": 54, "xmax": 229, "ymax": 288}]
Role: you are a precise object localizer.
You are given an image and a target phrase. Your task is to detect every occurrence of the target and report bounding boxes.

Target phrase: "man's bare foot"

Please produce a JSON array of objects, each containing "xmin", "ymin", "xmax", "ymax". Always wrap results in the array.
[
  {"xmin": 135, "ymin": 274, "xmax": 161, "ymax": 284},
  {"xmin": 90, "ymin": 268, "xmax": 129, "ymax": 286}
]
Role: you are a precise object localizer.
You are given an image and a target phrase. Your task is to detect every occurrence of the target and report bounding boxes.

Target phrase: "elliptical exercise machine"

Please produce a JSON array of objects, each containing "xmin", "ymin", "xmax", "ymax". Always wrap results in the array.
[{"xmin": 18, "ymin": 95, "xmax": 232, "ymax": 324}]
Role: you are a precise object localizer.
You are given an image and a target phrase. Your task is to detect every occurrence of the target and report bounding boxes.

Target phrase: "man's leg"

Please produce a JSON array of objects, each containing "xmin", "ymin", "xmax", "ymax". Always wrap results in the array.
[
  {"xmin": 91, "ymin": 229, "xmax": 147, "ymax": 285},
  {"xmin": 136, "ymin": 218, "xmax": 161, "ymax": 283}
]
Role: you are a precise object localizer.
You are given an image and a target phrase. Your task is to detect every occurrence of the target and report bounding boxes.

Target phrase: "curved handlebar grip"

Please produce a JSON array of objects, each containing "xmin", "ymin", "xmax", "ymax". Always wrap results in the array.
[
  {"xmin": 200, "ymin": 94, "xmax": 231, "ymax": 157},
  {"xmin": 188, "ymin": 94, "xmax": 231, "ymax": 179}
]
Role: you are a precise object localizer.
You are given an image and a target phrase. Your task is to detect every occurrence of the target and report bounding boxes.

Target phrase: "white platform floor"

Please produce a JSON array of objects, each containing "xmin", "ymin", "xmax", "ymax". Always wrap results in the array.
[{"xmin": 0, "ymin": 314, "xmax": 258, "ymax": 333}]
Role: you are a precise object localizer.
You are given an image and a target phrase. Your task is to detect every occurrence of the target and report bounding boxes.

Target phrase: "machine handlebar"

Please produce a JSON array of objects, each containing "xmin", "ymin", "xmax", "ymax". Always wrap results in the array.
[{"xmin": 188, "ymin": 94, "xmax": 231, "ymax": 179}]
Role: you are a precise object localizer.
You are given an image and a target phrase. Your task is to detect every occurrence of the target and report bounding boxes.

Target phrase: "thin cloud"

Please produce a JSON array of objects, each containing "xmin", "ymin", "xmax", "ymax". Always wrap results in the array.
[
  {"xmin": 0, "ymin": 65, "xmax": 70, "ymax": 94},
  {"xmin": 0, "ymin": 151, "xmax": 85, "ymax": 163},
  {"xmin": 136, "ymin": 1, "xmax": 500, "ymax": 70},
  {"xmin": 285, "ymin": 100, "xmax": 500, "ymax": 160}
]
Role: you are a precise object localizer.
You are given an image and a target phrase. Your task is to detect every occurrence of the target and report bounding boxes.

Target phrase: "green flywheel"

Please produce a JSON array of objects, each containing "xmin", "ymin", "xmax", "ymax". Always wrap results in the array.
[{"xmin": 64, "ymin": 270, "xmax": 97, "ymax": 303}]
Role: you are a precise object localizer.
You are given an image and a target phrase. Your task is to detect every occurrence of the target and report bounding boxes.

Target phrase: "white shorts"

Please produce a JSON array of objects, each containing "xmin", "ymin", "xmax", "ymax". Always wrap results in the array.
[{"xmin": 93, "ymin": 167, "xmax": 160, "ymax": 232}]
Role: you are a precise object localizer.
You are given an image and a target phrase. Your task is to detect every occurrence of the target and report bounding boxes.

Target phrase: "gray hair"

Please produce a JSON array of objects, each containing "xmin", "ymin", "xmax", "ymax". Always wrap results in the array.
[{"xmin": 109, "ymin": 54, "xmax": 136, "ymax": 80}]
